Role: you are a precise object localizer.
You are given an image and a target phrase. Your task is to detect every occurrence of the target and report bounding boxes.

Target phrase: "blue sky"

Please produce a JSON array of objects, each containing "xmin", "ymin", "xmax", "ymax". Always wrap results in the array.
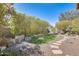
[{"xmin": 14, "ymin": 3, "xmax": 76, "ymax": 26}]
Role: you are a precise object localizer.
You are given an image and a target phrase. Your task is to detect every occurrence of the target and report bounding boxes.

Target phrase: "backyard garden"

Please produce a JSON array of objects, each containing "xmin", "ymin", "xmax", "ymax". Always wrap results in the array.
[
  {"xmin": 0, "ymin": 3, "xmax": 79, "ymax": 56},
  {"xmin": 0, "ymin": 3, "xmax": 57, "ymax": 56}
]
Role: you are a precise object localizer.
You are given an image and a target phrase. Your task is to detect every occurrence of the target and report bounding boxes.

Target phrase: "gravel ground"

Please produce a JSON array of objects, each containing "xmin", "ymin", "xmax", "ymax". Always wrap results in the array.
[{"xmin": 60, "ymin": 35, "xmax": 79, "ymax": 56}]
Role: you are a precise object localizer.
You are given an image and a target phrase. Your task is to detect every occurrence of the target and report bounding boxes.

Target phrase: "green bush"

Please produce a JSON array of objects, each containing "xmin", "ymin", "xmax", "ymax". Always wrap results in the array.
[
  {"xmin": 56, "ymin": 20, "xmax": 71, "ymax": 32},
  {"xmin": 71, "ymin": 27, "xmax": 79, "ymax": 34},
  {"xmin": 0, "ymin": 49, "xmax": 19, "ymax": 56},
  {"xmin": 30, "ymin": 34, "xmax": 56, "ymax": 44}
]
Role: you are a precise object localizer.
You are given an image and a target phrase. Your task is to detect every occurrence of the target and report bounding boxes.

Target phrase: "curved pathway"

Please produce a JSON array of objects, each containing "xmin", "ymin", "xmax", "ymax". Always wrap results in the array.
[
  {"xmin": 49, "ymin": 35, "xmax": 67, "ymax": 56},
  {"xmin": 40, "ymin": 34, "xmax": 79, "ymax": 56}
]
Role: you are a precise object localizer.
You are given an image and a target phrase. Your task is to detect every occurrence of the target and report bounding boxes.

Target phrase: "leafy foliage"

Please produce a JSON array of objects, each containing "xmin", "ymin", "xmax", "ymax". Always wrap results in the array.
[
  {"xmin": 71, "ymin": 17, "xmax": 79, "ymax": 34},
  {"xmin": 59, "ymin": 10, "xmax": 79, "ymax": 21},
  {"xmin": 0, "ymin": 3, "xmax": 14, "ymax": 38},
  {"xmin": 9, "ymin": 13, "xmax": 50, "ymax": 36},
  {"xmin": 30, "ymin": 34, "xmax": 56, "ymax": 44},
  {"xmin": 56, "ymin": 10, "xmax": 79, "ymax": 34},
  {"xmin": 0, "ymin": 48, "xmax": 20, "ymax": 56},
  {"xmin": 56, "ymin": 20, "xmax": 71, "ymax": 32}
]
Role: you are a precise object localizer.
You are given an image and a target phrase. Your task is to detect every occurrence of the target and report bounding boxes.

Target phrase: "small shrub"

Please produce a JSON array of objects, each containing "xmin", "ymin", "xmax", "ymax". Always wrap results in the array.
[
  {"xmin": 0, "ymin": 49, "xmax": 19, "ymax": 56},
  {"xmin": 71, "ymin": 27, "xmax": 79, "ymax": 34},
  {"xmin": 30, "ymin": 34, "xmax": 56, "ymax": 44}
]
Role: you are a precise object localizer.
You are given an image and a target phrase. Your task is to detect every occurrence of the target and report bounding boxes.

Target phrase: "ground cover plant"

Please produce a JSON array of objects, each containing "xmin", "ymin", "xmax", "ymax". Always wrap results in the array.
[{"xmin": 30, "ymin": 34, "xmax": 56, "ymax": 44}]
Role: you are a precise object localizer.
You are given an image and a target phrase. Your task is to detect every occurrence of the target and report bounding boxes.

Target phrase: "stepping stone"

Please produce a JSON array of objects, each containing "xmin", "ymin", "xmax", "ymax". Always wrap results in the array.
[
  {"xmin": 56, "ymin": 41, "xmax": 63, "ymax": 44},
  {"xmin": 52, "ymin": 43, "xmax": 61, "ymax": 46},
  {"xmin": 50, "ymin": 45, "xmax": 59, "ymax": 49},
  {"xmin": 52, "ymin": 50, "xmax": 63, "ymax": 55},
  {"xmin": 59, "ymin": 39, "xmax": 66, "ymax": 42},
  {"xmin": 63, "ymin": 38, "xmax": 67, "ymax": 40}
]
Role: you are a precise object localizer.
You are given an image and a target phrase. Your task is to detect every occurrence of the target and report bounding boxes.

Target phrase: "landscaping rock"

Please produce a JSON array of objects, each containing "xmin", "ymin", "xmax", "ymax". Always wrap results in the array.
[
  {"xmin": 8, "ymin": 42, "xmax": 43, "ymax": 56},
  {"xmin": 15, "ymin": 35, "xmax": 25, "ymax": 43},
  {"xmin": 7, "ymin": 39, "xmax": 16, "ymax": 47},
  {"xmin": 9, "ymin": 42, "xmax": 35, "ymax": 51},
  {"xmin": 25, "ymin": 37, "xmax": 32, "ymax": 42}
]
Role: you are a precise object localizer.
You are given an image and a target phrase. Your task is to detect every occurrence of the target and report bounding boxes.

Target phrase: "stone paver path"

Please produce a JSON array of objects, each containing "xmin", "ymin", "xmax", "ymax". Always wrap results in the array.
[
  {"xmin": 40, "ymin": 35, "xmax": 79, "ymax": 56},
  {"xmin": 50, "ymin": 45, "xmax": 59, "ymax": 49},
  {"xmin": 40, "ymin": 35, "xmax": 67, "ymax": 56},
  {"xmin": 52, "ymin": 50, "xmax": 63, "ymax": 55},
  {"xmin": 49, "ymin": 35, "xmax": 67, "ymax": 55},
  {"xmin": 52, "ymin": 43, "xmax": 61, "ymax": 46}
]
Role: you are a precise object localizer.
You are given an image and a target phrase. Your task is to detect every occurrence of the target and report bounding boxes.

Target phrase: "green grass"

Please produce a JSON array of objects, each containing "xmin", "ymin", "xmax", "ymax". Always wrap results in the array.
[{"xmin": 30, "ymin": 34, "xmax": 56, "ymax": 44}]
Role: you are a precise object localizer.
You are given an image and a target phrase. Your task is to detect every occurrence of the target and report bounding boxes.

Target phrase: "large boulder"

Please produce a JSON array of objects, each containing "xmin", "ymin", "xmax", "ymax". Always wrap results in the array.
[
  {"xmin": 15, "ymin": 35, "xmax": 25, "ymax": 44},
  {"xmin": 8, "ymin": 42, "xmax": 43, "ymax": 56},
  {"xmin": 25, "ymin": 37, "xmax": 32, "ymax": 42},
  {"xmin": 7, "ymin": 38, "xmax": 16, "ymax": 47},
  {"xmin": 9, "ymin": 42, "xmax": 35, "ymax": 51}
]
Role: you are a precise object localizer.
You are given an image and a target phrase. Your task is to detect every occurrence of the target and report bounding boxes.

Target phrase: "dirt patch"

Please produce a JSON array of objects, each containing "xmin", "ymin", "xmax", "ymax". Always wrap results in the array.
[{"xmin": 60, "ymin": 35, "xmax": 79, "ymax": 56}]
